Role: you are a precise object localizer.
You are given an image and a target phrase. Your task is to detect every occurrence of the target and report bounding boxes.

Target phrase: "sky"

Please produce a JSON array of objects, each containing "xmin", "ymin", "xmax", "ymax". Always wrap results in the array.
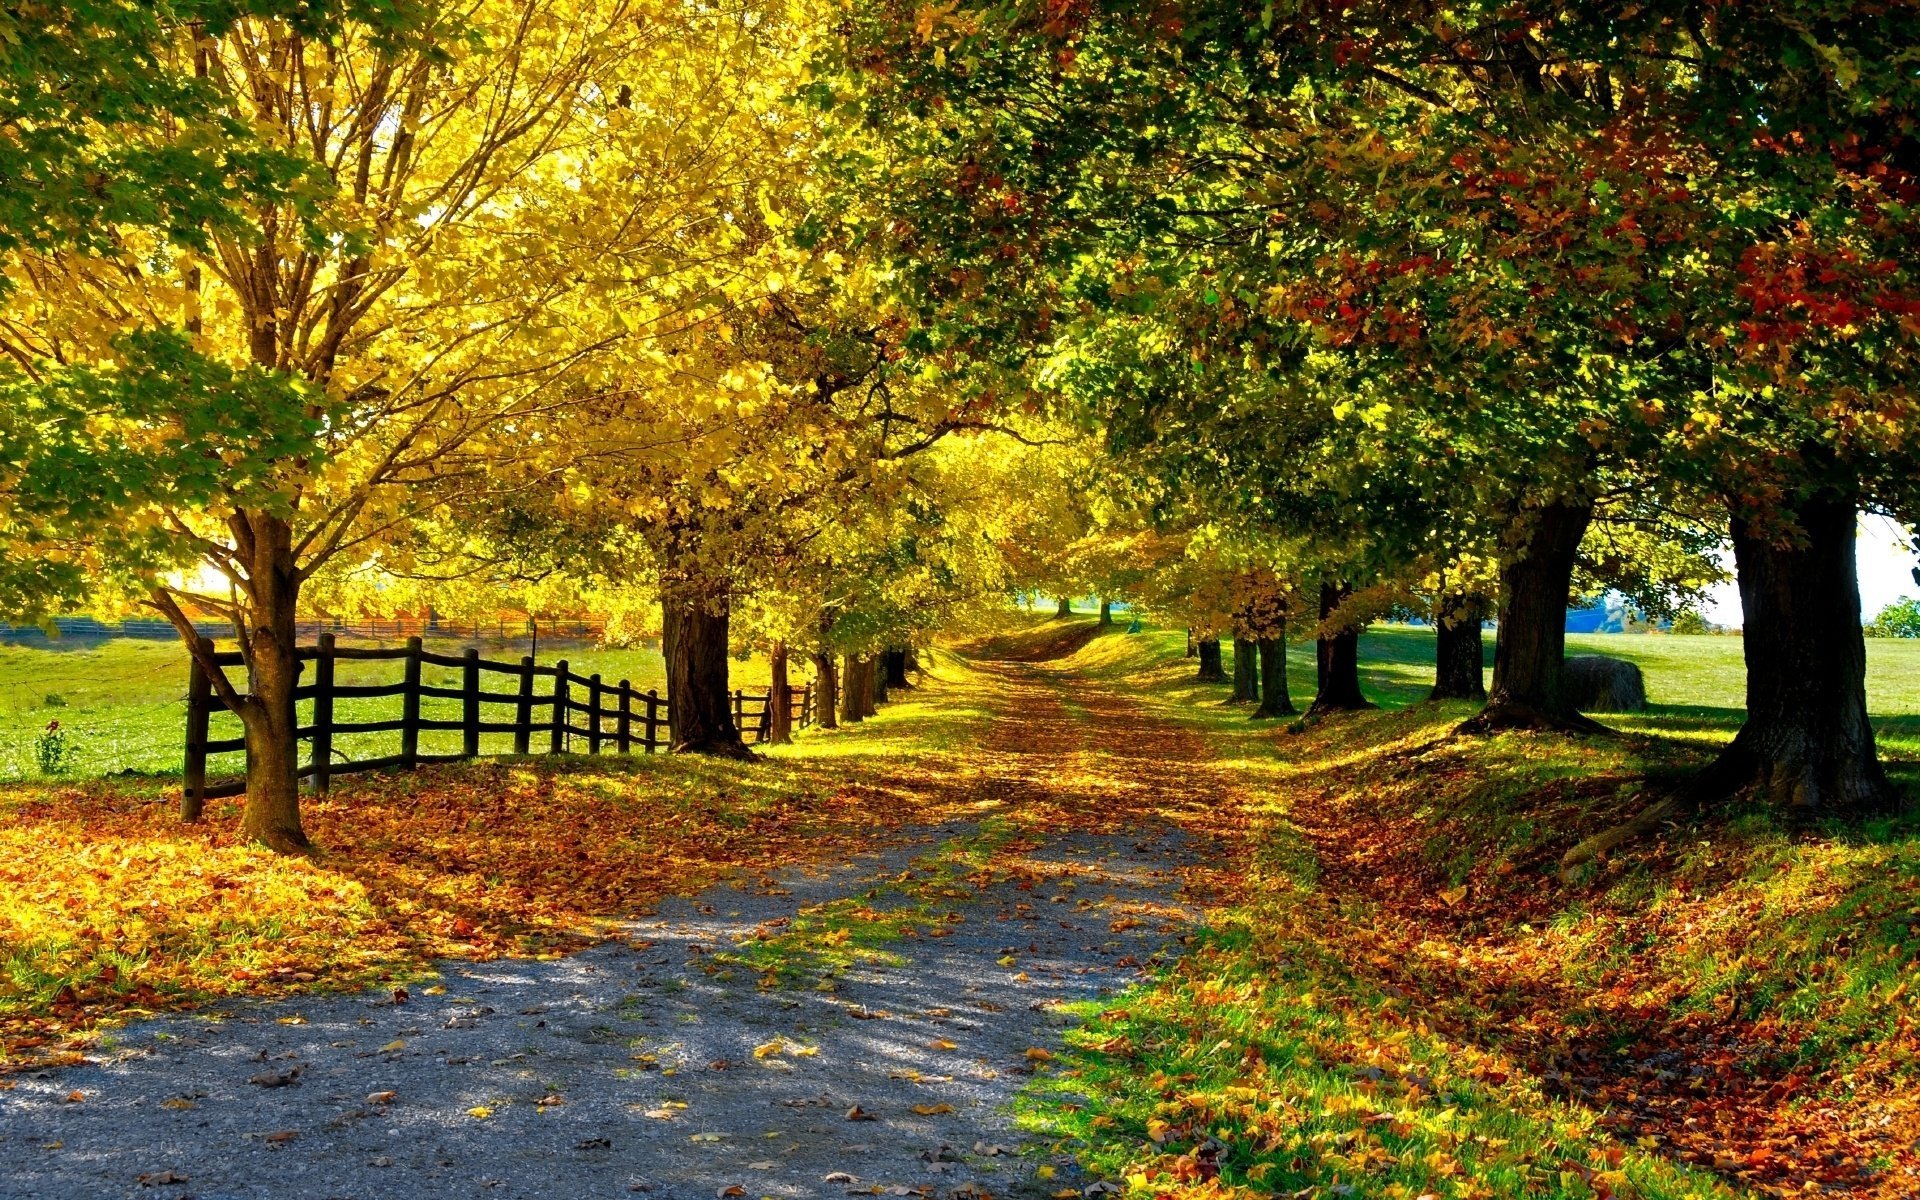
[{"xmin": 1697, "ymin": 515, "xmax": 1917, "ymax": 628}]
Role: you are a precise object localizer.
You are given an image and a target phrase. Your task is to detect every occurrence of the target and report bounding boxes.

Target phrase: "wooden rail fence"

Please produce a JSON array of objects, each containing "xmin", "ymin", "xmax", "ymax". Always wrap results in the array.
[{"xmin": 184, "ymin": 634, "xmax": 814, "ymax": 807}]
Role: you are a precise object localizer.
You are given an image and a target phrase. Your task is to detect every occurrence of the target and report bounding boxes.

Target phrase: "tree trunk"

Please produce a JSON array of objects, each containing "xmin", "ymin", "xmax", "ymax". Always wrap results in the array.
[
  {"xmin": 840, "ymin": 655, "xmax": 865, "ymax": 724},
  {"xmin": 1231, "ymin": 636, "xmax": 1259, "ymax": 702},
  {"xmin": 1461, "ymin": 500, "xmax": 1598, "ymax": 733},
  {"xmin": 237, "ymin": 514, "xmax": 309, "ymax": 853},
  {"xmin": 662, "ymin": 580, "xmax": 752, "ymax": 758},
  {"xmin": 767, "ymin": 641, "xmax": 793, "ymax": 745},
  {"xmin": 1196, "ymin": 637, "xmax": 1225, "ymax": 682},
  {"xmin": 1687, "ymin": 494, "xmax": 1898, "ymax": 816},
  {"xmin": 872, "ymin": 653, "xmax": 890, "ymax": 706},
  {"xmin": 902, "ymin": 647, "xmax": 920, "ymax": 677},
  {"xmin": 1186, "ymin": 629, "xmax": 1196, "ymax": 658},
  {"xmin": 1099, "ymin": 600, "xmax": 1113, "ymax": 626},
  {"xmin": 812, "ymin": 650, "xmax": 839, "ymax": 730},
  {"xmin": 1431, "ymin": 594, "xmax": 1488, "ymax": 702},
  {"xmin": 1309, "ymin": 582, "xmax": 1371, "ymax": 713},
  {"xmin": 1055, "ymin": 596, "xmax": 1073, "ymax": 619},
  {"xmin": 1253, "ymin": 632, "xmax": 1295, "ymax": 719},
  {"xmin": 884, "ymin": 648, "xmax": 910, "ymax": 689}
]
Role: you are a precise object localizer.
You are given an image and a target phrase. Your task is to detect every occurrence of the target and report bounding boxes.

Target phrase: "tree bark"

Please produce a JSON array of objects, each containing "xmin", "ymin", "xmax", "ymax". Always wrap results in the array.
[
  {"xmin": 872, "ymin": 653, "xmax": 889, "ymax": 706},
  {"xmin": 839, "ymin": 654, "xmax": 865, "ymax": 724},
  {"xmin": 1099, "ymin": 600, "xmax": 1113, "ymax": 626},
  {"xmin": 1055, "ymin": 596, "xmax": 1073, "ymax": 619},
  {"xmin": 661, "ymin": 579, "xmax": 752, "ymax": 758},
  {"xmin": 1686, "ymin": 494, "xmax": 1899, "ymax": 816},
  {"xmin": 884, "ymin": 648, "xmax": 910, "ymax": 689},
  {"xmin": 1431, "ymin": 594, "xmax": 1488, "ymax": 702},
  {"xmin": 1309, "ymin": 581, "xmax": 1371, "ymax": 713},
  {"xmin": 1231, "ymin": 636, "xmax": 1259, "ymax": 702},
  {"xmin": 1461, "ymin": 500, "xmax": 1598, "ymax": 733},
  {"xmin": 236, "ymin": 513, "xmax": 309, "ymax": 853},
  {"xmin": 767, "ymin": 641, "xmax": 793, "ymax": 745},
  {"xmin": 812, "ymin": 650, "xmax": 839, "ymax": 729},
  {"xmin": 1253, "ymin": 633, "xmax": 1295, "ymax": 719},
  {"xmin": 1195, "ymin": 637, "xmax": 1225, "ymax": 682}
]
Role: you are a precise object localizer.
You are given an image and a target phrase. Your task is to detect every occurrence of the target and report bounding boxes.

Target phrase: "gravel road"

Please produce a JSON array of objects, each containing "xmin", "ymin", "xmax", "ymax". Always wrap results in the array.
[{"xmin": 0, "ymin": 820, "xmax": 1196, "ymax": 1200}]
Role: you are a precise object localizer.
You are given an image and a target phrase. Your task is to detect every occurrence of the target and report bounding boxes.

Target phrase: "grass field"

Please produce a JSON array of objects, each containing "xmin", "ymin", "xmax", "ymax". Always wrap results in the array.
[
  {"xmin": 3, "ymin": 624, "xmax": 1916, "ymax": 785},
  {"xmin": 0, "ymin": 636, "xmax": 772, "ymax": 782}
]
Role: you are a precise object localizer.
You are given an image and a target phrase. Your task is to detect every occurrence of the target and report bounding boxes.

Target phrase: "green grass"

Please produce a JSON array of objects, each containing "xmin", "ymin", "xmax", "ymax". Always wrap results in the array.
[
  {"xmin": 0, "ymin": 635, "xmax": 771, "ymax": 782},
  {"xmin": 1019, "ymin": 618, "xmax": 1920, "ymax": 1195}
]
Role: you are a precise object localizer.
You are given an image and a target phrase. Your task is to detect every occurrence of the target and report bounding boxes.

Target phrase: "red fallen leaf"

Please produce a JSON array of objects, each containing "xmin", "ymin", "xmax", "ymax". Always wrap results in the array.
[
  {"xmin": 264, "ymin": 1131, "xmax": 298, "ymax": 1144},
  {"xmin": 63, "ymin": 1090, "xmax": 85, "ymax": 1103},
  {"xmin": 448, "ymin": 918, "xmax": 477, "ymax": 939},
  {"xmin": 391, "ymin": 987, "xmax": 409, "ymax": 1004}
]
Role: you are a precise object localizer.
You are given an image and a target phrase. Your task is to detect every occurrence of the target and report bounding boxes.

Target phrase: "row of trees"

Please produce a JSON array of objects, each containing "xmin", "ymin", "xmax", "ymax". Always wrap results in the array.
[
  {"xmin": 3, "ymin": 1, "xmax": 1915, "ymax": 852},
  {"xmin": 0, "ymin": 0, "xmax": 1039, "ymax": 851},
  {"xmin": 810, "ymin": 0, "xmax": 1920, "ymax": 821}
]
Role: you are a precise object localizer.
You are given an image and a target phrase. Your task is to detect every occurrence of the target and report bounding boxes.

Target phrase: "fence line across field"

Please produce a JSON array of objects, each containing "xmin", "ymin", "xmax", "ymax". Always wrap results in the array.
[{"xmin": 182, "ymin": 634, "xmax": 814, "ymax": 812}]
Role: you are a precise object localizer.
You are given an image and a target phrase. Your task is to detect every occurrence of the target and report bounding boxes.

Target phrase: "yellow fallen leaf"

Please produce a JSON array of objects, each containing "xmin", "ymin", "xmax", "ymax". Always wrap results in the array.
[
  {"xmin": 380, "ymin": 1039, "xmax": 406, "ymax": 1052},
  {"xmin": 930, "ymin": 1038, "xmax": 958, "ymax": 1051},
  {"xmin": 1013, "ymin": 972, "xmax": 1031, "ymax": 982},
  {"xmin": 996, "ymin": 955, "xmax": 1018, "ymax": 967},
  {"xmin": 1037, "ymin": 1165, "xmax": 1056, "ymax": 1180},
  {"xmin": 423, "ymin": 984, "xmax": 447, "ymax": 995},
  {"xmin": 160, "ymin": 1098, "xmax": 196, "ymax": 1111},
  {"xmin": 911, "ymin": 1103, "xmax": 954, "ymax": 1115},
  {"xmin": 467, "ymin": 1106, "xmax": 493, "ymax": 1120},
  {"xmin": 752, "ymin": 1040, "xmax": 785, "ymax": 1059},
  {"xmin": 1025, "ymin": 1047, "xmax": 1054, "ymax": 1062}
]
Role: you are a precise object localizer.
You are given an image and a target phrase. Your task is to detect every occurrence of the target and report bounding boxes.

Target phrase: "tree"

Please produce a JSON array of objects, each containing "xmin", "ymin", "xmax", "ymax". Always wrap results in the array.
[{"xmin": 4, "ymin": 0, "xmax": 760, "ymax": 848}]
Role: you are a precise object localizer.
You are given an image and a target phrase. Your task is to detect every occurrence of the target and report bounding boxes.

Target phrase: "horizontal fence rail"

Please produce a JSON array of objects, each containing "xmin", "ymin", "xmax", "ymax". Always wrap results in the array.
[{"xmin": 183, "ymin": 635, "xmax": 812, "ymax": 808}]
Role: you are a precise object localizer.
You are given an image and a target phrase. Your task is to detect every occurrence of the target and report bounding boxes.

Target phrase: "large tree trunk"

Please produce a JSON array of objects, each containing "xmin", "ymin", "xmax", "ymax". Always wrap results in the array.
[
  {"xmin": 1461, "ymin": 500, "xmax": 1599, "ymax": 734},
  {"xmin": 767, "ymin": 641, "xmax": 793, "ymax": 745},
  {"xmin": 1309, "ymin": 582, "xmax": 1371, "ymax": 714},
  {"xmin": 839, "ymin": 654, "xmax": 866, "ymax": 724},
  {"xmin": 1231, "ymin": 636, "xmax": 1259, "ymax": 702},
  {"xmin": 1431, "ymin": 594, "xmax": 1488, "ymax": 702},
  {"xmin": 812, "ymin": 650, "xmax": 839, "ymax": 730},
  {"xmin": 1099, "ymin": 600, "xmax": 1113, "ymax": 626},
  {"xmin": 236, "ymin": 513, "xmax": 309, "ymax": 853},
  {"xmin": 662, "ymin": 579, "xmax": 752, "ymax": 758},
  {"xmin": 1253, "ymin": 630, "xmax": 1295, "ymax": 719},
  {"xmin": 884, "ymin": 649, "xmax": 911, "ymax": 689},
  {"xmin": 1689, "ymin": 495, "xmax": 1898, "ymax": 816},
  {"xmin": 872, "ymin": 653, "xmax": 889, "ymax": 706},
  {"xmin": 1055, "ymin": 596, "xmax": 1073, "ymax": 619},
  {"xmin": 1195, "ymin": 637, "xmax": 1225, "ymax": 682}
]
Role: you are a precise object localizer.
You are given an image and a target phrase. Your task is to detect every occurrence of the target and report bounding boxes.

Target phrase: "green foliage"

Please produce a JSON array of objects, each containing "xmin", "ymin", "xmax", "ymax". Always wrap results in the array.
[
  {"xmin": 1867, "ymin": 597, "xmax": 1920, "ymax": 639},
  {"xmin": 33, "ymin": 720, "xmax": 73, "ymax": 776}
]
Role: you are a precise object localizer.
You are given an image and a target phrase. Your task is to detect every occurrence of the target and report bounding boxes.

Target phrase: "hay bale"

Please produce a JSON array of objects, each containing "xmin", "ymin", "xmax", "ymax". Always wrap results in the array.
[{"xmin": 1563, "ymin": 655, "xmax": 1647, "ymax": 713}]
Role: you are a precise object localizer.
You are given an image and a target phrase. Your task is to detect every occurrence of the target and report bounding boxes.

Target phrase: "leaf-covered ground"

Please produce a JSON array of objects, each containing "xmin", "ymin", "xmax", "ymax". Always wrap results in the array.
[
  {"xmin": 1026, "ymin": 623, "xmax": 1920, "ymax": 1199},
  {"xmin": 6, "ymin": 620, "xmax": 1919, "ymax": 1199}
]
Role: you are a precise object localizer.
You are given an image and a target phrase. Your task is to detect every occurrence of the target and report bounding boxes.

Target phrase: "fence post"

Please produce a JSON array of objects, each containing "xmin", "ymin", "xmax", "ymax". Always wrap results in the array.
[
  {"xmin": 732, "ymin": 688, "xmax": 743, "ymax": 733},
  {"xmin": 400, "ymin": 635, "xmax": 422, "ymax": 768},
  {"xmin": 644, "ymin": 688, "xmax": 660, "ymax": 752},
  {"xmin": 514, "ymin": 656, "xmax": 534, "ymax": 754},
  {"xmin": 588, "ymin": 673, "xmax": 603, "ymax": 754},
  {"xmin": 462, "ymin": 647, "xmax": 481, "ymax": 759},
  {"xmin": 758, "ymin": 692, "xmax": 772, "ymax": 743},
  {"xmin": 617, "ymin": 679, "xmax": 633, "ymax": 753},
  {"xmin": 551, "ymin": 659, "xmax": 569, "ymax": 754},
  {"xmin": 312, "ymin": 633, "xmax": 335, "ymax": 794},
  {"xmin": 182, "ymin": 637, "xmax": 212, "ymax": 821}
]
